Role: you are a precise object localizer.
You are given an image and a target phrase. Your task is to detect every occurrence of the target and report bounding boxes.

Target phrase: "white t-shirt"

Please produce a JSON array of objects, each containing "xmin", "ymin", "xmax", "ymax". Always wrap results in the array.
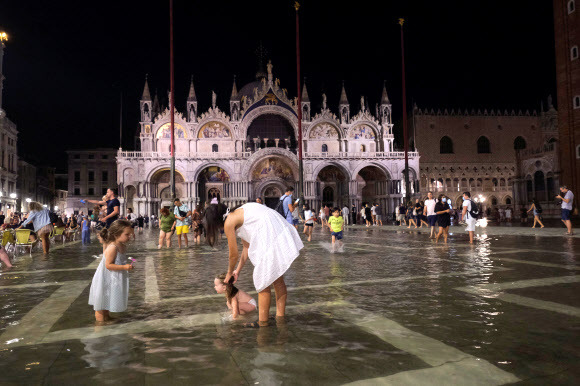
[
  {"xmin": 371, "ymin": 206, "xmax": 376, "ymax": 215},
  {"xmin": 505, "ymin": 209, "xmax": 512, "ymax": 218},
  {"xmin": 342, "ymin": 207, "xmax": 349, "ymax": 216},
  {"xmin": 562, "ymin": 190, "xmax": 574, "ymax": 210},
  {"xmin": 462, "ymin": 200, "xmax": 472, "ymax": 219},
  {"xmin": 425, "ymin": 199, "xmax": 437, "ymax": 216},
  {"xmin": 304, "ymin": 210, "xmax": 314, "ymax": 224}
]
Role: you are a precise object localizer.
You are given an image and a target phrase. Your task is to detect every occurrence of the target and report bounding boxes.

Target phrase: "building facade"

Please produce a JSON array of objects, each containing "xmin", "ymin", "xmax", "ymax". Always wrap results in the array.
[
  {"xmin": 414, "ymin": 102, "xmax": 559, "ymax": 216},
  {"xmin": 117, "ymin": 62, "xmax": 419, "ymax": 216},
  {"xmin": 16, "ymin": 159, "xmax": 36, "ymax": 212},
  {"xmin": 554, "ymin": 0, "xmax": 580, "ymax": 205},
  {"xmin": 0, "ymin": 36, "xmax": 18, "ymax": 215},
  {"xmin": 66, "ymin": 149, "xmax": 118, "ymax": 215}
]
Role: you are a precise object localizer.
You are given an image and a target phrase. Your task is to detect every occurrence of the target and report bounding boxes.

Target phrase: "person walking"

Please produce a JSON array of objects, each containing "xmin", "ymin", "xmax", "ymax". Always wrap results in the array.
[
  {"xmin": 173, "ymin": 198, "xmax": 191, "ymax": 248},
  {"xmin": 18, "ymin": 201, "xmax": 53, "ymax": 255},
  {"xmin": 424, "ymin": 192, "xmax": 438, "ymax": 238},
  {"xmin": 279, "ymin": 187, "xmax": 297, "ymax": 226},
  {"xmin": 342, "ymin": 205, "xmax": 350, "ymax": 226},
  {"xmin": 374, "ymin": 203, "xmax": 383, "ymax": 226},
  {"xmin": 158, "ymin": 208, "xmax": 176, "ymax": 249},
  {"xmin": 364, "ymin": 204, "xmax": 372, "ymax": 227},
  {"xmin": 461, "ymin": 192, "xmax": 477, "ymax": 244},
  {"xmin": 527, "ymin": 199, "xmax": 544, "ymax": 228},
  {"xmin": 556, "ymin": 186, "xmax": 574, "ymax": 235},
  {"xmin": 351, "ymin": 204, "xmax": 357, "ymax": 225}
]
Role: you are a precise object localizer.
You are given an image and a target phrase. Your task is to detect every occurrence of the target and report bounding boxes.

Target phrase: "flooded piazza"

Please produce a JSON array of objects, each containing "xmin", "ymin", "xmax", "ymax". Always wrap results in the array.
[{"xmin": 0, "ymin": 225, "xmax": 579, "ymax": 385}]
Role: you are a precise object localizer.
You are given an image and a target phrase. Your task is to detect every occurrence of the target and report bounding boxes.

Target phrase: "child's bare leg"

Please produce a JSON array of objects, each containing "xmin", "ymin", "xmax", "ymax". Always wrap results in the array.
[
  {"xmin": 273, "ymin": 276, "xmax": 287, "ymax": 318},
  {"xmin": 331, "ymin": 235, "xmax": 336, "ymax": 251},
  {"xmin": 238, "ymin": 302, "xmax": 256, "ymax": 315},
  {"xmin": 0, "ymin": 248, "xmax": 12, "ymax": 268},
  {"xmin": 258, "ymin": 287, "xmax": 272, "ymax": 326},
  {"xmin": 95, "ymin": 310, "xmax": 106, "ymax": 322}
]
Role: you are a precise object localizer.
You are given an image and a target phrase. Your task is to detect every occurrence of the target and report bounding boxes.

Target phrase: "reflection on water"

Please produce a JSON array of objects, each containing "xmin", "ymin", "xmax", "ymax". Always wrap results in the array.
[{"xmin": 0, "ymin": 228, "xmax": 579, "ymax": 383}]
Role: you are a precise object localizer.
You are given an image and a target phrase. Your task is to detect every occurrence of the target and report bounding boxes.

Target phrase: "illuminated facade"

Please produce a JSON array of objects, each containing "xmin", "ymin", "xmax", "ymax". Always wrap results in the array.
[{"xmin": 117, "ymin": 61, "xmax": 419, "ymax": 215}]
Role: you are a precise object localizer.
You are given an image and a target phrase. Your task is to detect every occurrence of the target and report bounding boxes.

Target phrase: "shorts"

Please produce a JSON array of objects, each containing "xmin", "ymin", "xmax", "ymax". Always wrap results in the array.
[
  {"xmin": 175, "ymin": 225, "xmax": 189, "ymax": 235},
  {"xmin": 331, "ymin": 231, "xmax": 343, "ymax": 240},
  {"xmin": 375, "ymin": 215, "xmax": 382, "ymax": 221},
  {"xmin": 465, "ymin": 218, "xmax": 476, "ymax": 232},
  {"xmin": 561, "ymin": 209, "xmax": 571, "ymax": 221},
  {"xmin": 305, "ymin": 223, "xmax": 313, "ymax": 227},
  {"xmin": 293, "ymin": 219, "xmax": 299, "ymax": 225},
  {"xmin": 397, "ymin": 214, "xmax": 405, "ymax": 221},
  {"xmin": 427, "ymin": 215, "xmax": 438, "ymax": 226},
  {"xmin": 248, "ymin": 298, "xmax": 257, "ymax": 309},
  {"xmin": 37, "ymin": 224, "xmax": 54, "ymax": 237}
]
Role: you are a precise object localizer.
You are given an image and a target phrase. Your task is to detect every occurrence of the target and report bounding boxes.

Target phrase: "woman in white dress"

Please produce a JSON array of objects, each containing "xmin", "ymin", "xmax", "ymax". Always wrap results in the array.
[{"xmin": 206, "ymin": 202, "xmax": 304, "ymax": 327}]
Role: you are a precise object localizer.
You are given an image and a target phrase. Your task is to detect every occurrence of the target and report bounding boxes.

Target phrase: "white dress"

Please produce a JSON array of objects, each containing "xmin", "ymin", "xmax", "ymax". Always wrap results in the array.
[
  {"xmin": 236, "ymin": 202, "xmax": 304, "ymax": 292},
  {"xmin": 88, "ymin": 249, "xmax": 129, "ymax": 312}
]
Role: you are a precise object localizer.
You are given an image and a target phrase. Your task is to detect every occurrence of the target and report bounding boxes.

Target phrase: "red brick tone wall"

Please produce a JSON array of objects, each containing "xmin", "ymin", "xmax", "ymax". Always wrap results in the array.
[{"xmin": 554, "ymin": 0, "xmax": 580, "ymax": 202}]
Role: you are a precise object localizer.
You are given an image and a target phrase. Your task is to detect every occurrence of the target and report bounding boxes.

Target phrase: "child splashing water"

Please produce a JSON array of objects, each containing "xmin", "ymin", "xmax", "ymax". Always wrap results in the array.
[
  {"xmin": 327, "ymin": 207, "xmax": 344, "ymax": 253},
  {"xmin": 88, "ymin": 220, "xmax": 134, "ymax": 322},
  {"xmin": 214, "ymin": 273, "xmax": 257, "ymax": 319}
]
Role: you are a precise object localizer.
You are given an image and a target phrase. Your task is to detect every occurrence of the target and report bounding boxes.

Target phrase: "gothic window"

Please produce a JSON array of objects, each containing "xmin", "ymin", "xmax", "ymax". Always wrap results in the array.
[
  {"xmin": 360, "ymin": 145, "xmax": 366, "ymax": 152},
  {"xmin": 574, "ymin": 96, "xmax": 580, "ymax": 109},
  {"xmin": 572, "ymin": 46, "xmax": 579, "ymax": 60},
  {"xmin": 322, "ymin": 144, "xmax": 328, "ymax": 153},
  {"xmin": 491, "ymin": 197, "xmax": 498, "ymax": 205},
  {"xmin": 439, "ymin": 136, "xmax": 453, "ymax": 154},
  {"xmin": 568, "ymin": 0, "xmax": 575, "ymax": 13},
  {"xmin": 514, "ymin": 136, "xmax": 526, "ymax": 150},
  {"xmin": 477, "ymin": 136, "xmax": 491, "ymax": 153},
  {"xmin": 212, "ymin": 144, "xmax": 218, "ymax": 152}
]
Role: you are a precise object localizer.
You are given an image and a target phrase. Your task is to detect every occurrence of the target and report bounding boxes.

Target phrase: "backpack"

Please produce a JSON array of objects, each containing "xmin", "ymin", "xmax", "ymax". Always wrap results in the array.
[
  {"xmin": 49, "ymin": 211, "xmax": 59, "ymax": 224},
  {"xmin": 274, "ymin": 197, "xmax": 288, "ymax": 218},
  {"xmin": 467, "ymin": 200, "xmax": 481, "ymax": 219}
]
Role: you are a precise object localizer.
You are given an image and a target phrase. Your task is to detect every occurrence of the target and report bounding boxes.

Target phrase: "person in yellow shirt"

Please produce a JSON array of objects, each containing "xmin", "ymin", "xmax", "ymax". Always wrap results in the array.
[{"xmin": 327, "ymin": 207, "xmax": 344, "ymax": 253}]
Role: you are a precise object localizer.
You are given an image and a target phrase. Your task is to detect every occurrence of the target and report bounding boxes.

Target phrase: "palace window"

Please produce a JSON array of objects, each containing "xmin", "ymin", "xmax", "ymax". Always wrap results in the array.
[
  {"xmin": 574, "ymin": 96, "xmax": 580, "ymax": 109},
  {"xmin": 568, "ymin": 0, "xmax": 575, "ymax": 13},
  {"xmin": 477, "ymin": 136, "xmax": 491, "ymax": 153},
  {"xmin": 572, "ymin": 46, "xmax": 579, "ymax": 60},
  {"xmin": 74, "ymin": 188, "xmax": 80, "ymax": 195},
  {"xmin": 88, "ymin": 188, "xmax": 94, "ymax": 196},
  {"xmin": 321, "ymin": 144, "xmax": 328, "ymax": 153},
  {"xmin": 212, "ymin": 144, "xmax": 218, "ymax": 152},
  {"xmin": 439, "ymin": 136, "xmax": 453, "ymax": 154},
  {"xmin": 88, "ymin": 171, "xmax": 94, "ymax": 182},
  {"xmin": 102, "ymin": 171, "xmax": 108, "ymax": 182},
  {"xmin": 514, "ymin": 136, "xmax": 526, "ymax": 150},
  {"xmin": 74, "ymin": 171, "xmax": 80, "ymax": 182},
  {"xmin": 88, "ymin": 154, "xmax": 94, "ymax": 159}
]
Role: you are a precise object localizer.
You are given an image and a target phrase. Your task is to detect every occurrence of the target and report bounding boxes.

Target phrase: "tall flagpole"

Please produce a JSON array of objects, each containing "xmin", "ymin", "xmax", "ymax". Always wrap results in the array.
[
  {"xmin": 399, "ymin": 18, "xmax": 410, "ymax": 203},
  {"xmin": 169, "ymin": 0, "xmax": 176, "ymax": 201},
  {"xmin": 295, "ymin": 1, "xmax": 304, "ymax": 203}
]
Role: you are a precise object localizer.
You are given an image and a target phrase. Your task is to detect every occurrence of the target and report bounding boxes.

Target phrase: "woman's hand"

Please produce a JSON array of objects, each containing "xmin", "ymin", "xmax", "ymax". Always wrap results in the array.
[
  {"xmin": 232, "ymin": 270, "xmax": 239, "ymax": 284},
  {"xmin": 224, "ymin": 271, "xmax": 234, "ymax": 284},
  {"xmin": 125, "ymin": 264, "xmax": 134, "ymax": 271}
]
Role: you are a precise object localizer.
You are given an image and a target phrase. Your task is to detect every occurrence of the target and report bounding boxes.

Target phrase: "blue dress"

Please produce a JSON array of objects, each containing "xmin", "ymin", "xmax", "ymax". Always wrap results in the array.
[{"xmin": 88, "ymin": 249, "xmax": 129, "ymax": 312}]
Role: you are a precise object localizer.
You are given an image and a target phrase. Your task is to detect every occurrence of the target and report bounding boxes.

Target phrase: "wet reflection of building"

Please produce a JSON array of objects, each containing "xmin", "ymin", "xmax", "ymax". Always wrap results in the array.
[{"xmin": 116, "ymin": 61, "xmax": 419, "ymax": 216}]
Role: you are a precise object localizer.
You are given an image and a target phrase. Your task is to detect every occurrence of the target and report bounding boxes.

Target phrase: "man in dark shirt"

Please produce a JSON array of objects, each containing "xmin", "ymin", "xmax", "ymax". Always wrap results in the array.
[
  {"xmin": 88, "ymin": 188, "xmax": 120, "ymax": 228},
  {"xmin": 0, "ymin": 211, "xmax": 5, "ymax": 225}
]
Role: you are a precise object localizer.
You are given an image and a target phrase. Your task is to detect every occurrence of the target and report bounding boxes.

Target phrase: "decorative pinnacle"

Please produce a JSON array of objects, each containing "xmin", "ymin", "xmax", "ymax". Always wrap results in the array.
[
  {"xmin": 398, "ymin": 18, "xmax": 405, "ymax": 26},
  {"xmin": 294, "ymin": 1, "xmax": 300, "ymax": 11}
]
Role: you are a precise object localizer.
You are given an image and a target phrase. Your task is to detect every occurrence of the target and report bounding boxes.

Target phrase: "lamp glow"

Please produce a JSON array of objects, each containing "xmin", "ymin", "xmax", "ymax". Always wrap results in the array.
[
  {"xmin": 0, "ymin": 32, "xmax": 8, "ymax": 42},
  {"xmin": 54, "ymin": 206, "xmax": 59, "ymax": 210},
  {"xmin": 10, "ymin": 193, "xmax": 17, "ymax": 199}
]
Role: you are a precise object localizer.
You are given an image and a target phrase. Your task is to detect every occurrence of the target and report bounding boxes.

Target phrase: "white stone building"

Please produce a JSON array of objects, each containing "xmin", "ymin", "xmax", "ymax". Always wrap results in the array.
[{"xmin": 117, "ymin": 62, "xmax": 419, "ymax": 216}]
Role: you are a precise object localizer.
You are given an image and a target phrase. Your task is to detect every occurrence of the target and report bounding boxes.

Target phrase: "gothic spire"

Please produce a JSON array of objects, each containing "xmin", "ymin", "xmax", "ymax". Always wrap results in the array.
[
  {"xmin": 187, "ymin": 76, "xmax": 197, "ymax": 101},
  {"xmin": 142, "ymin": 74, "xmax": 151, "ymax": 100},
  {"xmin": 381, "ymin": 80, "xmax": 390, "ymax": 104},
  {"xmin": 230, "ymin": 75, "xmax": 239, "ymax": 100},
  {"xmin": 301, "ymin": 78, "xmax": 309, "ymax": 102},
  {"xmin": 339, "ymin": 81, "xmax": 349, "ymax": 105},
  {"xmin": 152, "ymin": 90, "xmax": 160, "ymax": 116}
]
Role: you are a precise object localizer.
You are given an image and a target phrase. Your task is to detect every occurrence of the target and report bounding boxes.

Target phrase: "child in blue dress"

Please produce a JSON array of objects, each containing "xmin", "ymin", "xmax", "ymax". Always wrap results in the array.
[
  {"xmin": 88, "ymin": 219, "xmax": 134, "ymax": 322},
  {"xmin": 81, "ymin": 216, "xmax": 91, "ymax": 244}
]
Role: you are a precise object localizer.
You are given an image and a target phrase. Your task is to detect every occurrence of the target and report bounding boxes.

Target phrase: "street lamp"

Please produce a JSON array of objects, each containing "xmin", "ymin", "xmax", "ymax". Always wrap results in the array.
[
  {"xmin": 9, "ymin": 193, "xmax": 16, "ymax": 199},
  {"xmin": 25, "ymin": 198, "xmax": 31, "ymax": 203},
  {"xmin": 0, "ymin": 32, "xmax": 7, "ymax": 42},
  {"xmin": 54, "ymin": 206, "xmax": 59, "ymax": 211},
  {"xmin": 43, "ymin": 205, "xmax": 47, "ymax": 208}
]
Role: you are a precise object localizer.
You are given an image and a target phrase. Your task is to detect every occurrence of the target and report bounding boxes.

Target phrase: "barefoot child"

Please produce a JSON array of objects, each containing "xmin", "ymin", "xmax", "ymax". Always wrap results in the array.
[
  {"xmin": 302, "ymin": 204, "xmax": 315, "ymax": 242},
  {"xmin": 88, "ymin": 220, "xmax": 134, "ymax": 322},
  {"xmin": 214, "ymin": 272, "xmax": 257, "ymax": 319},
  {"xmin": 327, "ymin": 207, "xmax": 344, "ymax": 252}
]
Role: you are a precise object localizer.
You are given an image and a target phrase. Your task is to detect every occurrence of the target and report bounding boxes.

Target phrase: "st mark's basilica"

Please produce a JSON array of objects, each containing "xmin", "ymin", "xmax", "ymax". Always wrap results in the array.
[{"xmin": 116, "ymin": 61, "xmax": 419, "ymax": 215}]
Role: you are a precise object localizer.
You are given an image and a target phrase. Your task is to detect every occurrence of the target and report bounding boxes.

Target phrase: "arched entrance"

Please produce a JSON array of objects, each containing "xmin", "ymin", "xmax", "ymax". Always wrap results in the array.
[
  {"xmin": 150, "ymin": 169, "xmax": 186, "ymax": 211},
  {"xmin": 263, "ymin": 185, "xmax": 284, "ymax": 209},
  {"xmin": 356, "ymin": 166, "xmax": 389, "ymax": 205},
  {"xmin": 317, "ymin": 165, "xmax": 348, "ymax": 207},
  {"xmin": 125, "ymin": 185, "xmax": 137, "ymax": 213},
  {"xmin": 196, "ymin": 166, "xmax": 230, "ymax": 206}
]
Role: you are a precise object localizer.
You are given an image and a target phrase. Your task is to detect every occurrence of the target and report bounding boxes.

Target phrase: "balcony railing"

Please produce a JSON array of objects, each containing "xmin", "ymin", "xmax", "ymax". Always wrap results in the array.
[
  {"xmin": 517, "ymin": 143, "xmax": 556, "ymax": 158},
  {"xmin": 118, "ymin": 150, "xmax": 420, "ymax": 160}
]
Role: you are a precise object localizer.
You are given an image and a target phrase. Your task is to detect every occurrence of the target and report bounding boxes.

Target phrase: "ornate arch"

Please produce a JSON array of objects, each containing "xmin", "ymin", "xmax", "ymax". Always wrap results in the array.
[
  {"xmin": 146, "ymin": 165, "xmax": 187, "ymax": 182},
  {"xmin": 307, "ymin": 115, "xmax": 344, "ymax": 139},
  {"xmin": 255, "ymin": 177, "xmax": 290, "ymax": 198},
  {"xmin": 152, "ymin": 110, "xmax": 189, "ymax": 138},
  {"xmin": 194, "ymin": 109, "xmax": 233, "ymax": 139},
  {"xmin": 122, "ymin": 167, "xmax": 137, "ymax": 186},
  {"xmin": 241, "ymin": 147, "xmax": 299, "ymax": 178},
  {"xmin": 351, "ymin": 161, "xmax": 392, "ymax": 181},
  {"xmin": 239, "ymin": 106, "xmax": 299, "ymax": 140},
  {"xmin": 347, "ymin": 121, "xmax": 380, "ymax": 140},
  {"xmin": 312, "ymin": 161, "xmax": 351, "ymax": 181},
  {"xmin": 192, "ymin": 162, "xmax": 235, "ymax": 183}
]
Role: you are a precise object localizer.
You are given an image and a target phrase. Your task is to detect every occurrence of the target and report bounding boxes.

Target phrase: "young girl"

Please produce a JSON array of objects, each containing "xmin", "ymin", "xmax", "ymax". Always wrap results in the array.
[
  {"xmin": 88, "ymin": 220, "xmax": 134, "ymax": 322},
  {"xmin": 82, "ymin": 216, "xmax": 91, "ymax": 245},
  {"xmin": 214, "ymin": 272, "xmax": 257, "ymax": 319},
  {"xmin": 302, "ymin": 204, "xmax": 315, "ymax": 242},
  {"xmin": 206, "ymin": 201, "xmax": 303, "ymax": 327}
]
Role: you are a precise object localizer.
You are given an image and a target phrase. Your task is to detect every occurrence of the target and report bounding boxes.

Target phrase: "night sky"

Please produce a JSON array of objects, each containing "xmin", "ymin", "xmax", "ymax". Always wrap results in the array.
[{"xmin": 0, "ymin": 0, "xmax": 556, "ymax": 171}]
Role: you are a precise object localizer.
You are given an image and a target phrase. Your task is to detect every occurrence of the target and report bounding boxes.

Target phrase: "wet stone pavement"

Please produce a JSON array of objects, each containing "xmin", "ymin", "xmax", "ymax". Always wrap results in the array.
[{"xmin": 0, "ymin": 225, "xmax": 578, "ymax": 385}]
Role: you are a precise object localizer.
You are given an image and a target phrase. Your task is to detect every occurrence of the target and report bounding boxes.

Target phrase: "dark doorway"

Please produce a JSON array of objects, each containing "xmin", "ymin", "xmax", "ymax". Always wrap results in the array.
[{"xmin": 265, "ymin": 197, "xmax": 279, "ymax": 209}]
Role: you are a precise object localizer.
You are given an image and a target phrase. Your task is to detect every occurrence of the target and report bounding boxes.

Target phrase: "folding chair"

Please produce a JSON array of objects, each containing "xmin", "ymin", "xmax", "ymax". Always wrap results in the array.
[
  {"xmin": 1, "ymin": 230, "xmax": 15, "ymax": 258},
  {"xmin": 51, "ymin": 227, "xmax": 66, "ymax": 244},
  {"xmin": 15, "ymin": 229, "xmax": 35, "ymax": 256}
]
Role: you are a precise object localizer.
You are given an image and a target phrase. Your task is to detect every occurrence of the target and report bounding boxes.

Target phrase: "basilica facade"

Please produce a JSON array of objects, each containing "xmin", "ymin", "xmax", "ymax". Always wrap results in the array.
[{"xmin": 116, "ymin": 62, "xmax": 419, "ymax": 216}]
